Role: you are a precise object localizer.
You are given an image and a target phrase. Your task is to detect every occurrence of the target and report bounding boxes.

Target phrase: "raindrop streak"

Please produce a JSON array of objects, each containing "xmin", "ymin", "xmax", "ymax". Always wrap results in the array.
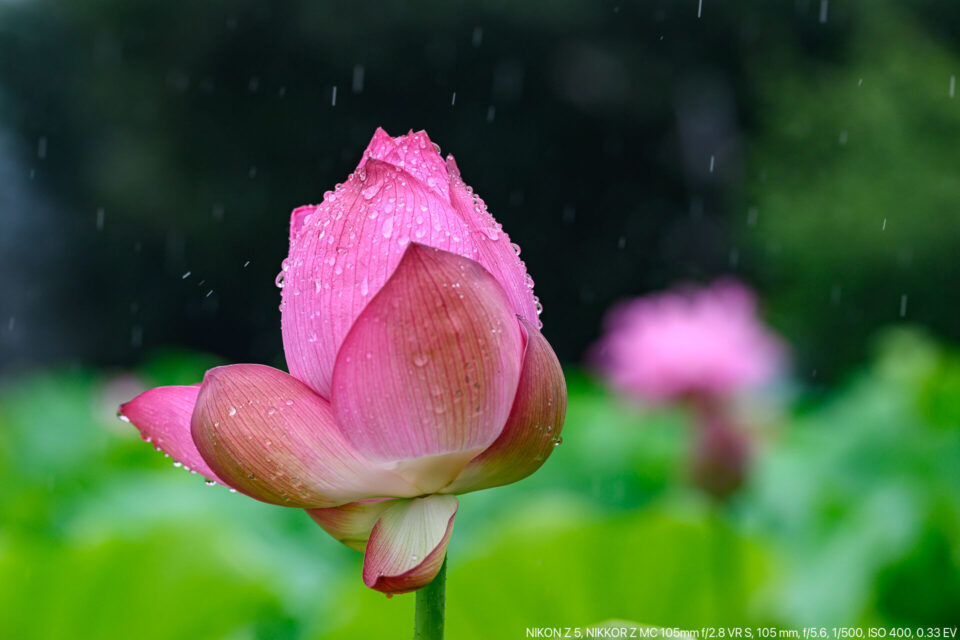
[
  {"xmin": 487, "ymin": 106, "xmax": 496, "ymax": 123},
  {"xmin": 900, "ymin": 295, "xmax": 908, "ymax": 318},
  {"xmin": 331, "ymin": 85, "xmax": 338, "ymax": 106},
  {"xmin": 819, "ymin": 0, "xmax": 828, "ymax": 23},
  {"xmin": 352, "ymin": 65, "xmax": 365, "ymax": 93},
  {"xmin": 697, "ymin": 0, "xmax": 702, "ymax": 18},
  {"xmin": 882, "ymin": 218, "xmax": 887, "ymax": 230},
  {"xmin": 709, "ymin": 155, "xmax": 715, "ymax": 173},
  {"xmin": 182, "ymin": 271, "xmax": 192, "ymax": 279},
  {"xmin": 950, "ymin": 76, "xmax": 956, "ymax": 99},
  {"xmin": 96, "ymin": 207, "xmax": 105, "ymax": 230},
  {"xmin": 451, "ymin": 92, "xmax": 457, "ymax": 106}
]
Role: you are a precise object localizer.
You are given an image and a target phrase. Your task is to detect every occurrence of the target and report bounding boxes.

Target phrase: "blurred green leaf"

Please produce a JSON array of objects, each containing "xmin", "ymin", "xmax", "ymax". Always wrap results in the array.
[{"xmin": 320, "ymin": 499, "xmax": 773, "ymax": 639}]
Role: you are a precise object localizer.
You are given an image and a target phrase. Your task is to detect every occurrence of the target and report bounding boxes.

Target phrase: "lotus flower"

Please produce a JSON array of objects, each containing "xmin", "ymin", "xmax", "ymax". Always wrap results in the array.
[
  {"xmin": 119, "ymin": 129, "xmax": 566, "ymax": 594},
  {"xmin": 589, "ymin": 280, "xmax": 784, "ymax": 499},
  {"xmin": 589, "ymin": 280, "xmax": 784, "ymax": 404}
]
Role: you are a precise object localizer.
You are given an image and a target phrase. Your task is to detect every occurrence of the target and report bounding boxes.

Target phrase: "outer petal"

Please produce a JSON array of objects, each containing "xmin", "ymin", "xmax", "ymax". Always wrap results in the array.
[
  {"xmin": 306, "ymin": 499, "xmax": 397, "ymax": 552},
  {"xmin": 281, "ymin": 158, "xmax": 480, "ymax": 399},
  {"xmin": 443, "ymin": 318, "xmax": 567, "ymax": 494},
  {"xmin": 446, "ymin": 155, "xmax": 541, "ymax": 324},
  {"xmin": 331, "ymin": 244, "xmax": 524, "ymax": 493},
  {"xmin": 362, "ymin": 495, "xmax": 458, "ymax": 594},
  {"xmin": 191, "ymin": 364, "xmax": 419, "ymax": 508},
  {"xmin": 289, "ymin": 204, "xmax": 315, "ymax": 245},
  {"xmin": 360, "ymin": 128, "xmax": 450, "ymax": 202},
  {"xmin": 119, "ymin": 385, "xmax": 226, "ymax": 485}
]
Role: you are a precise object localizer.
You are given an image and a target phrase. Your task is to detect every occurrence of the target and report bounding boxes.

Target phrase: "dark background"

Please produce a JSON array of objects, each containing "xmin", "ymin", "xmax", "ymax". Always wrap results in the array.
[{"xmin": 2, "ymin": 0, "xmax": 959, "ymax": 381}]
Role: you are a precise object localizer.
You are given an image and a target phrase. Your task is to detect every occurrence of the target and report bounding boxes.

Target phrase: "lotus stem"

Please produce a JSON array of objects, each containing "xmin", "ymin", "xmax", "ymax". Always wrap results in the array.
[{"xmin": 414, "ymin": 555, "xmax": 447, "ymax": 640}]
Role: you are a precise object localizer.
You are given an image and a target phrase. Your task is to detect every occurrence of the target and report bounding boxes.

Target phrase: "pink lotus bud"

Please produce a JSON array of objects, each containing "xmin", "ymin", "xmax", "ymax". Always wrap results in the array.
[
  {"xmin": 118, "ymin": 129, "xmax": 566, "ymax": 594},
  {"xmin": 590, "ymin": 280, "xmax": 785, "ymax": 404}
]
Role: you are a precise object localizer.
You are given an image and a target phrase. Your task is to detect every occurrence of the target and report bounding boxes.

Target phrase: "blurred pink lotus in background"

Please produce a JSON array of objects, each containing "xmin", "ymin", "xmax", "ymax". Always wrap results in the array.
[
  {"xmin": 590, "ymin": 280, "xmax": 786, "ymax": 499},
  {"xmin": 119, "ymin": 129, "xmax": 566, "ymax": 594},
  {"xmin": 590, "ymin": 280, "xmax": 785, "ymax": 404}
]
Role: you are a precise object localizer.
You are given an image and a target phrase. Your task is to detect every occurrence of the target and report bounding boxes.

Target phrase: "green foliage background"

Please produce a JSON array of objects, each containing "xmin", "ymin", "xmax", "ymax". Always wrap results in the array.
[{"xmin": 2, "ymin": 330, "xmax": 958, "ymax": 637}]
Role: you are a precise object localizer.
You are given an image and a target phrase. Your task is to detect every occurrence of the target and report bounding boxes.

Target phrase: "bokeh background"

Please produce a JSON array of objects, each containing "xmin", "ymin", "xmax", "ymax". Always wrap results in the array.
[{"xmin": 1, "ymin": 0, "xmax": 959, "ymax": 637}]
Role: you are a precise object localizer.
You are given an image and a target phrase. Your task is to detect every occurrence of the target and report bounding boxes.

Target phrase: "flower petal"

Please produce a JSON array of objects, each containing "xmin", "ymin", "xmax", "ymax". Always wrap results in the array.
[
  {"xmin": 191, "ymin": 364, "xmax": 419, "ymax": 508},
  {"xmin": 362, "ymin": 495, "xmax": 458, "ymax": 594},
  {"xmin": 360, "ymin": 128, "xmax": 450, "ymax": 202},
  {"xmin": 446, "ymin": 155, "xmax": 541, "ymax": 324},
  {"xmin": 444, "ymin": 318, "xmax": 567, "ymax": 494},
  {"xmin": 119, "ymin": 385, "xmax": 226, "ymax": 485},
  {"xmin": 306, "ymin": 499, "xmax": 397, "ymax": 552},
  {"xmin": 281, "ymin": 158, "xmax": 478, "ymax": 399},
  {"xmin": 289, "ymin": 204, "xmax": 316, "ymax": 245},
  {"xmin": 331, "ymin": 244, "xmax": 524, "ymax": 493}
]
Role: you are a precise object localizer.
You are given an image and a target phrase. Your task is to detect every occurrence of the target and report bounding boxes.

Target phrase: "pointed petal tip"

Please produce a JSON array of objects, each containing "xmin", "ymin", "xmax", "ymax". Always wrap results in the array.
[
  {"xmin": 120, "ymin": 385, "xmax": 226, "ymax": 485},
  {"xmin": 445, "ymin": 154, "xmax": 460, "ymax": 175}
]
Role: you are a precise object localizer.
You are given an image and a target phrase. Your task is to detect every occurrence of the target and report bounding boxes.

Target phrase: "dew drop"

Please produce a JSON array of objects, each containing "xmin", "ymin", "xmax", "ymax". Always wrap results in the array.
[{"xmin": 481, "ymin": 226, "xmax": 499, "ymax": 241}]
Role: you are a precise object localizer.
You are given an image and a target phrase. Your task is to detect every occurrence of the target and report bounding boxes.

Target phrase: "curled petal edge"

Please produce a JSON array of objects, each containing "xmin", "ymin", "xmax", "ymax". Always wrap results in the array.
[{"xmin": 361, "ymin": 495, "xmax": 458, "ymax": 594}]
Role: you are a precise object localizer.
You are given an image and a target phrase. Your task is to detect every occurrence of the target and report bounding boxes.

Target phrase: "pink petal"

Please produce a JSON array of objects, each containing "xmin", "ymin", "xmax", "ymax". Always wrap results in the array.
[
  {"xmin": 361, "ymin": 495, "xmax": 458, "ymax": 594},
  {"xmin": 119, "ymin": 385, "xmax": 226, "ymax": 485},
  {"xmin": 444, "ymin": 318, "xmax": 567, "ymax": 494},
  {"xmin": 446, "ymin": 155, "xmax": 541, "ymax": 324},
  {"xmin": 191, "ymin": 364, "xmax": 420, "ymax": 508},
  {"xmin": 360, "ymin": 128, "xmax": 450, "ymax": 202},
  {"xmin": 331, "ymin": 244, "xmax": 524, "ymax": 493},
  {"xmin": 306, "ymin": 498, "xmax": 397, "ymax": 552},
  {"xmin": 289, "ymin": 204, "xmax": 317, "ymax": 245},
  {"xmin": 281, "ymin": 158, "xmax": 479, "ymax": 399}
]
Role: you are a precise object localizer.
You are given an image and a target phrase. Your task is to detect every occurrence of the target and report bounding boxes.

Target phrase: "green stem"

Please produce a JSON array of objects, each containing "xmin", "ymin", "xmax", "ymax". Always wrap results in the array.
[{"xmin": 414, "ymin": 556, "xmax": 447, "ymax": 640}]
